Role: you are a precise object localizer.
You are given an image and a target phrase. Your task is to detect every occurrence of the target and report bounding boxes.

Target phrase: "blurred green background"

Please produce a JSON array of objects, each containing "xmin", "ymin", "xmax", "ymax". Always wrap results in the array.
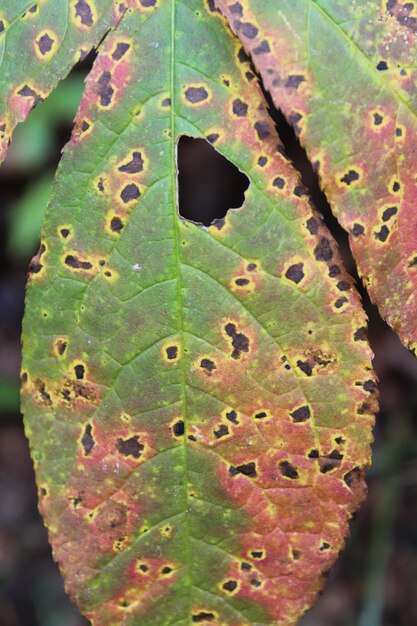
[{"xmin": 0, "ymin": 59, "xmax": 416, "ymax": 626}]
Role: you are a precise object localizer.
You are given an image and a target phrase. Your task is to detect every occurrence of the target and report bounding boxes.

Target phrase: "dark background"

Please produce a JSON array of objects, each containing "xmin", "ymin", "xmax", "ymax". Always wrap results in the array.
[{"xmin": 0, "ymin": 58, "xmax": 416, "ymax": 626}]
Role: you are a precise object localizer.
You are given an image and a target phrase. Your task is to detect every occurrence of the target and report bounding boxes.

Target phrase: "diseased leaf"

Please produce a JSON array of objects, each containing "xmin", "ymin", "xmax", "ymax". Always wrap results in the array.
[
  {"xmin": 216, "ymin": 0, "xmax": 417, "ymax": 353},
  {"xmin": 20, "ymin": 1, "xmax": 376, "ymax": 625},
  {"xmin": 0, "ymin": 0, "xmax": 126, "ymax": 162}
]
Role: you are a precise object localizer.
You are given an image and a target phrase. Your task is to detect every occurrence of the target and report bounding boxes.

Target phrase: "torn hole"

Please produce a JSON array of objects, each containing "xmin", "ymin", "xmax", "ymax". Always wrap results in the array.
[{"xmin": 177, "ymin": 136, "xmax": 249, "ymax": 226}]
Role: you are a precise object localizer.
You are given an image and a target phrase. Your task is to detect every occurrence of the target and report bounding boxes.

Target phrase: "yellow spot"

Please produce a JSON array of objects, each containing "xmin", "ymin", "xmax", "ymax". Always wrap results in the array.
[{"xmin": 160, "ymin": 524, "xmax": 172, "ymax": 538}]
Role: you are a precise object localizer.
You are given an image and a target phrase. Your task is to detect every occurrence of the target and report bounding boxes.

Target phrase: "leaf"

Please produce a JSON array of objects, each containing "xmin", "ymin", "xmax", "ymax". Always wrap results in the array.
[
  {"xmin": 0, "ymin": 0, "xmax": 126, "ymax": 162},
  {"xmin": 20, "ymin": 1, "xmax": 376, "ymax": 625},
  {"xmin": 216, "ymin": 0, "xmax": 417, "ymax": 354}
]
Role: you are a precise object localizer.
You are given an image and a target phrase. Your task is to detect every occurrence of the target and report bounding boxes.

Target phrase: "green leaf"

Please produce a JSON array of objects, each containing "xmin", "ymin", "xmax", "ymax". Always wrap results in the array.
[
  {"xmin": 0, "ymin": 0, "xmax": 125, "ymax": 162},
  {"xmin": 216, "ymin": 0, "xmax": 417, "ymax": 354},
  {"xmin": 20, "ymin": 2, "xmax": 376, "ymax": 624}
]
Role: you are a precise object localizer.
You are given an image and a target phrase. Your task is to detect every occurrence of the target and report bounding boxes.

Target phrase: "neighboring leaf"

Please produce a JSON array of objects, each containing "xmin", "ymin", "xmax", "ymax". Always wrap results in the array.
[
  {"xmin": 0, "ymin": 0, "xmax": 126, "ymax": 162},
  {"xmin": 216, "ymin": 0, "xmax": 417, "ymax": 354},
  {"xmin": 20, "ymin": 2, "xmax": 376, "ymax": 624},
  {"xmin": 7, "ymin": 174, "xmax": 52, "ymax": 258},
  {"xmin": 6, "ymin": 74, "xmax": 85, "ymax": 171}
]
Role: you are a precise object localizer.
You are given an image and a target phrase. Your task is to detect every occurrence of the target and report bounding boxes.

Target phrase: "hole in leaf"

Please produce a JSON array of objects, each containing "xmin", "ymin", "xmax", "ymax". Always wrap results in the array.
[{"xmin": 177, "ymin": 136, "xmax": 249, "ymax": 226}]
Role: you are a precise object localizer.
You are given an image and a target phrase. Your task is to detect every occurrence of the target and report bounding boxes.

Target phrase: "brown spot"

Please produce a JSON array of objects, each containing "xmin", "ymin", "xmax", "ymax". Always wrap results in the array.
[
  {"xmin": 232, "ymin": 98, "xmax": 248, "ymax": 116},
  {"xmin": 253, "ymin": 40, "xmax": 270, "ymax": 55},
  {"xmin": 110, "ymin": 216, "xmax": 124, "ymax": 232},
  {"xmin": 344, "ymin": 467, "xmax": 362, "ymax": 488},
  {"xmin": 285, "ymin": 263, "xmax": 304, "ymax": 284},
  {"xmin": 65, "ymin": 255, "xmax": 92, "ymax": 270},
  {"xmin": 254, "ymin": 121, "xmax": 270, "ymax": 140},
  {"xmin": 118, "ymin": 151, "xmax": 144, "ymax": 174},
  {"xmin": 279, "ymin": 460, "xmax": 299, "ymax": 479},
  {"xmin": 97, "ymin": 71, "xmax": 114, "ymax": 107},
  {"xmin": 206, "ymin": 133, "xmax": 219, "ymax": 144},
  {"xmin": 172, "ymin": 421, "xmax": 184, "ymax": 436},
  {"xmin": 286, "ymin": 75, "xmax": 305, "ymax": 89},
  {"xmin": 214, "ymin": 424, "xmax": 229, "ymax": 439},
  {"xmin": 247, "ymin": 263, "xmax": 257, "ymax": 271},
  {"xmin": 192, "ymin": 613, "xmax": 215, "ymax": 623},
  {"xmin": 166, "ymin": 346, "xmax": 178, "ymax": 360},
  {"xmin": 200, "ymin": 358, "xmax": 216, "ymax": 373},
  {"xmin": 225, "ymin": 323, "xmax": 249, "ymax": 359},
  {"xmin": 254, "ymin": 411, "xmax": 267, "ymax": 420},
  {"xmin": 335, "ymin": 296, "xmax": 348, "ymax": 309},
  {"xmin": 337, "ymin": 280, "xmax": 350, "ymax": 291},
  {"xmin": 185, "ymin": 86, "xmax": 209, "ymax": 103},
  {"xmin": 273, "ymin": 176, "xmax": 285, "ymax": 189},
  {"xmin": 340, "ymin": 170, "xmax": 360, "ymax": 186},
  {"xmin": 352, "ymin": 223, "xmax": 365, "ymax": 236},
  {"xmin": 297, "ymin": 360, "xmax": 313, "ymax": 376},
  {"xmin": 116, "ymin": 435, "xmax": 144, "ymax": 459},
  {"xmin": 17, "ymin": 85, "xmax": 42, "ymax": 105},
  {"xmin": 112, "ymin": 42, "xmax": 130, "ymax": 60},
  {"xmin": 308, "ymin": 449, "xmax": 319, "ymax": 458},
  {"xmin": 75, "ymin": 0, "xmax": 94, "ymax": 27},
  {"xmin": 258, "ymin": 156, "xmax": 267, "ymax": 167},
  {"xmin": 354, "ymin": 327, "xmax": 367, "ymax": 341},
  {"xmin": 120, "ymin": 183, "xmax": 140, "ymax": 203},
  {"xmin": 222, "ymin": 580, "xmax": 238, "ymax": 592},
  {"xmin": 382, "ymin": 206, "xmax": 397, "ymax": 221},
  {"xmin": 377, "ymin": 60, "xmax": 388, "ymax": 71},
  {"xmin": 235, "ymin": 277, "xmax": 250, "ymax": 286},
  {"xmin": 74, "ymin": 364, "xmax": 85, "ymax": 379},
  {"xmin": 373, "ymin": 112, "xmax": 383, "ymax": 125},
  {"xmin": 37, "ymin": 33, "xmax": 54, "ymax": 55},
  {"xmin": 375, "ymin": 225, "xmax": 389, "ymax": 242},
  {"xmin": 161, "ymin": 97, "xmax": 171, "ymax": 107},
  {"xmin": 306, "ymin": 217, "xmax": 319, "ymax": 234},
  {"xmin": 235, "ymin": 21, "xmax": 259, "ymax": 39},
  {"xmin": 290, "ymin": 405, "xmax": 311, "ymax": 423},
  {"xmin": 81, "ymin": 424, "xmax": 94, "ymax": 455},
  {"xmin": 229, "ymin": 462, "xmax": 257, "ymax": 478},
  {"xmin": 229, "ymin": 2, "xmax": 243, "ymax": 16},
  {"xmin": 225, "ymin": 410, "xmax": 239, "ymax": 424},
  {"xmin": 314, "ymin": 238, "xmax": 332, "ymax": 262},
  {"xmin": 329, "ymin": 265, "xmax": 340, "ymax": 277}
]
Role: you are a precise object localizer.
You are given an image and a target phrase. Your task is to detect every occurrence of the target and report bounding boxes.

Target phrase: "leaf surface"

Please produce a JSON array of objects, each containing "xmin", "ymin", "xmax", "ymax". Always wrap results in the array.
[
  {"xmin": 216, "ymin": 0, "xmax": 417, "ymax": 353},
  {"xmin": 21, "ymin": 1, "xmax": 376, "ymax": 625},
  {"xmin": 0, "ymin": 0, "xmax": 125, "ymax": 162}
]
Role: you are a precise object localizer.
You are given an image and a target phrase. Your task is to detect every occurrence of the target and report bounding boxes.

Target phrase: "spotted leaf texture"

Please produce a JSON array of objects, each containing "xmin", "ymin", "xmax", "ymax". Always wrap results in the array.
[
  {"xmin": 0, "ymin": 0, "xmax": 129, "ymax": 162},
  {"xmin": 216, "ymin": 0, "xmax": 417, "ymax": 354},
  {"xmin": 19, "ymin": 1, "xmax": 377, "ymax": 625}
]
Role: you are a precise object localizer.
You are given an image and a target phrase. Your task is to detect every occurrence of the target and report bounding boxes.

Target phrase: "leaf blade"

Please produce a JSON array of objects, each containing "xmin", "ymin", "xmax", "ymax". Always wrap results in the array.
[{"xmin": 21, "ymin": 1, "xmax": 376, "ymax": 624}]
